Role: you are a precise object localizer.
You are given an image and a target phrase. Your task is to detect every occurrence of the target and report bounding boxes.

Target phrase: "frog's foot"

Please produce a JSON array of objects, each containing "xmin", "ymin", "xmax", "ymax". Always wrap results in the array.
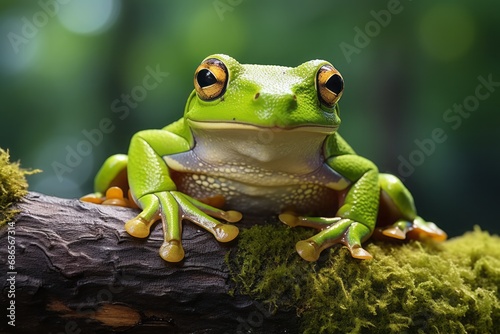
[
  {"xmin": 81, "ymin": 186, "xmax": 138, "ymax": 208},
  {"xmin": 379, "ymin": 216, "xmax": 447, "ymax": 242},
  {"xmin": 126, "ymin": 191, "xmax": 242, "ymax": 262},
  {"xmin": 279, "ymin": 213, "xmax": 373, "ymax": 261}
]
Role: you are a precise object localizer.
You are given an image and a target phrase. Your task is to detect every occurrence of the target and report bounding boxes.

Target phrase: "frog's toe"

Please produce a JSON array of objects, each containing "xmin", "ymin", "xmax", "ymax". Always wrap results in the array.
[
  {"xmin": 159, "ymin": 240, "xmax": 185, "ymax": 263},
  {"xmin": 220, "ymin": 210, "xmax": 243, "ymax": 223},
  {"xmin": 408, "ymin": 217, "xmax": 447, "ymax": 242},
  {"xmin": 350, "ymin": 246, "xmax": 373, "ymax": 260},
  {"xmin": 125, "ymin": 216, "xmax": 153, "ymax": 238},
  {"xmin": 279, "ymin": 212, "xmax": 301, "ymax": 227},
  {"xmin": 380, "ymin": 221, "xmax": 412, "ymax": 240},
  {"xmin": 101, "ymin": 187, "xmax": 128, "ymax": 206},
  {"xmin": 213, "ymin": 223, "xmax": 239, "ymax": 242},
  {"xmin": 296, "ymin": 240, "xmax": 321, "ymax": 262},
  {"xmin": 80, "ymin": 193, "xmax": 104, "ymax": 204},
  {"xmin": 279, "ymin": 211, "xmax": 341, "ymax": 229}
]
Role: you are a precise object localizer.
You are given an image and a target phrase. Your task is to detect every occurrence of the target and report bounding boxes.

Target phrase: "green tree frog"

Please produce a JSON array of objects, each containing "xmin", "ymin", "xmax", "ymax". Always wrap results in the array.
[{"xmin": 82, "ymin": 54, "xmax": 446, "ymax": 263}]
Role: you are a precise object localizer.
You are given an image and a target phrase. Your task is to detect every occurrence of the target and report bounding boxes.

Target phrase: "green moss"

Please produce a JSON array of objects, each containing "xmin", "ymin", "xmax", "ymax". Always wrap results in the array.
[
  {"xmin": 0, "ymin": 148, "xmax": 40, "ymax": 226},
  {"xmin": 228, "ymin": 224, "xmax": 500, "ymax": 333}
]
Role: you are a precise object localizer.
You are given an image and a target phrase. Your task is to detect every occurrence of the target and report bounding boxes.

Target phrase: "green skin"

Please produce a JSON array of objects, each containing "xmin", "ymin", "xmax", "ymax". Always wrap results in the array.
[{"xmin": 88, "ymin": 54, "xmax": 446, "ymax": 263}]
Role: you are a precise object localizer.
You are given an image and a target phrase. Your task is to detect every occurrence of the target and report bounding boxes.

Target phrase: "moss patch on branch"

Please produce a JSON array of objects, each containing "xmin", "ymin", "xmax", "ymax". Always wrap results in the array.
[
  {"xmin": 0, "ymin": 148, "xmax": 40, "ymax": 226},
  {"xmin": 228, "ymin": 224, "xmax": 500, "ymax": 333}
]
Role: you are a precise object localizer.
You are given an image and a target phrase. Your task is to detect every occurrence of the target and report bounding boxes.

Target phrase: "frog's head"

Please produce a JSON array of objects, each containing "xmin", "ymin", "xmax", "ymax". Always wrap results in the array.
[{"xmin": 184, "ymin": 54, "xmax": 344, "ymax": 134}]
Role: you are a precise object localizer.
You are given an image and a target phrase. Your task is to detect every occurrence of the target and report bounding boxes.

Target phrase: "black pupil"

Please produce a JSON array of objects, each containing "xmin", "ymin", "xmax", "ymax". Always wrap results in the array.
[
  {"xmin": 197, "ymin": 69, "xmax": 217, "ymax": 87},
  {"xmin": 326, "ymin": 74, "xmax": 343, "ymax": 94}
]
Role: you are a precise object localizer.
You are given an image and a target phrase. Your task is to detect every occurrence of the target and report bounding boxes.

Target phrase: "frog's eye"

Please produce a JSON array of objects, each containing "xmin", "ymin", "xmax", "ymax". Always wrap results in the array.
[
  {"xmin": 194, "ymin": 58, "xmax": 228, "ymax": 101},
  {"xmin": 317, "ymin": 65, "xmax": 344, "ymax": 108}
]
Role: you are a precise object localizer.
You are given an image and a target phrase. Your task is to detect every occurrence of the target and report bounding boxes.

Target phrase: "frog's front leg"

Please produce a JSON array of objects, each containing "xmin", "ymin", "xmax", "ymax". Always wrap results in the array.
[
  {"xmin": 124, "ymin": 130, "xmax": 241, "ymax": 262},
  {"xmin": 280, "ymin": 155, "xmax": 379, "ymax": 261}
]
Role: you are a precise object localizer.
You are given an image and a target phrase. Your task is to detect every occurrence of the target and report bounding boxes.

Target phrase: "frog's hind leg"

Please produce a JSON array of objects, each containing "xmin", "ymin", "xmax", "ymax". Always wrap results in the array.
[
  {"xmin": 377, "ymin": 173, "xmax": 447, "ymax": 242},
  {"xmin": 81, "ymin": 154, "xmax": 137, "ymax": 208}
]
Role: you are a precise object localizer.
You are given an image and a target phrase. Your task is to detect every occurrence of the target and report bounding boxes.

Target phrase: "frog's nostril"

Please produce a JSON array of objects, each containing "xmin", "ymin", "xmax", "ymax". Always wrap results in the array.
[{"xmin": 254, "ymin": 92, "xmax": 260, "ymax": 100}]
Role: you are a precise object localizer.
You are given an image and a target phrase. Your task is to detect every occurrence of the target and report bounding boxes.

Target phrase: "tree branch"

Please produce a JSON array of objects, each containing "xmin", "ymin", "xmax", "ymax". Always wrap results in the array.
[{"xmin": 0, "ymin": 192, "xmax": 297, "ymax": 333}]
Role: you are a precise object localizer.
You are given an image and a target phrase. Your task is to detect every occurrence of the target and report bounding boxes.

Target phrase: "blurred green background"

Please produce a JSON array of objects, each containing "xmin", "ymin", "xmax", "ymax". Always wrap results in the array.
[{"xmin": 0, "ymin": 0, "xmax": 498, "ymax": 236}]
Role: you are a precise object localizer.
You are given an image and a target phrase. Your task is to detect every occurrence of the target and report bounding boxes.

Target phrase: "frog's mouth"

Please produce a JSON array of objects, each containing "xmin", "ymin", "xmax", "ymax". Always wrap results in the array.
[{"xmin": 187, "ymin": 119, "xmax": 338, "ymax": 134}]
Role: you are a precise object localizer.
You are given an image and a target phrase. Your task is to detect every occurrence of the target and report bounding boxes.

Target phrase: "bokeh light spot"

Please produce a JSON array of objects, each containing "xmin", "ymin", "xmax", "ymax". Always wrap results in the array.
[
  {"xmin": 418, "ymin": 4, "xmax": 475, "ymax": 61},
  {"xmin": 0, "ymin": 15, "xmax": 39, "ymax": 73},
  {"xmin": 57, "ymin": 0, "xmax": 120, "ymax": 35}
]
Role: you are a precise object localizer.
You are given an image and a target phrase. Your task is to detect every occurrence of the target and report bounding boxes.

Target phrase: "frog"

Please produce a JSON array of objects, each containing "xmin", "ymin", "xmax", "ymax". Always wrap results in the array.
[{"xmin": 81, "ymin": 54, "xmax": 447, "ymax": 263}]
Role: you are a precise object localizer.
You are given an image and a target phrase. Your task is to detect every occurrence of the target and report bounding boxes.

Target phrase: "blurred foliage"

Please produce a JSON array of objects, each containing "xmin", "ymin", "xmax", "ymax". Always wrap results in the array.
[{"xmin": 0, "ymin": 0, "xmax": 499, "ymax": 235}]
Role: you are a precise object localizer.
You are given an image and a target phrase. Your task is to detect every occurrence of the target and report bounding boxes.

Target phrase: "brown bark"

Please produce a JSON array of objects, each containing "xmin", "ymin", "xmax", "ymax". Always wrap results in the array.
[{"xmin": 0, "ymin": 192, "xmax": 297, "ymax": 333}]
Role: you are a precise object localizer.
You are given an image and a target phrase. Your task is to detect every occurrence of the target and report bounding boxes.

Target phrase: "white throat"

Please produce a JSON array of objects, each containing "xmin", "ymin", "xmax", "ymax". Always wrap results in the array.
[{"xmin": 188, "ymin": 121, "xmax": 334, "ymax": 174}]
